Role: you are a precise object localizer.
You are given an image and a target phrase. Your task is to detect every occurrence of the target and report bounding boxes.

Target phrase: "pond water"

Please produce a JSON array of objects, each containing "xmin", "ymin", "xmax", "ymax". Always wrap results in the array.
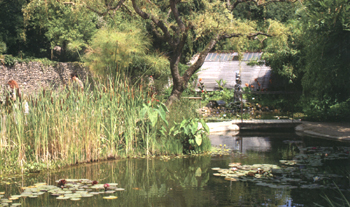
[{"xmin": 1, "ymin": 132, "xmax": 350, "ymax": 207}]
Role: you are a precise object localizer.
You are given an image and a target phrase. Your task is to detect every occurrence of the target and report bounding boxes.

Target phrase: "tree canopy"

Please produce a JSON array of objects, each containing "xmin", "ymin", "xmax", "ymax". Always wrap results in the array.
[{"xmin": 1, "ymin": 0, "xmax": 349, "ymax": 119}]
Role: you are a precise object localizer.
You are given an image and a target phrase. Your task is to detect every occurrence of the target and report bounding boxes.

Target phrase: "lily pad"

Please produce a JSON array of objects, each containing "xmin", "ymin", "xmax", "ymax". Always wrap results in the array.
[
  {"xmin": 70, "ymin": 198, "xmax": 81, "ymax": 201},
  {"xmin": 81, "ymin": 194, "xmax": 94, "ymax": 197},
  {"xmin": 103, "ymin": 196, "xmax": 118, "ymax": 200},
  {"xmin": 56, "ymin": 196, "xmax": 70, "ymax": 200},
  {"xmin": 107, "ymin": 183, "xmax": 118, "ymax": 187},
  {"xmin": 9, "ymin": 197, "xmax": 19, "ymax": 200},
  {"xmin": 34, "ymin": 183, "xmax": 47, "ymax": 186}
]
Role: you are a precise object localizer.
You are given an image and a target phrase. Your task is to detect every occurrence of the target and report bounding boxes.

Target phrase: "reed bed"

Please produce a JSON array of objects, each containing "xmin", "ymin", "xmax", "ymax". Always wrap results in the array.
[{"xmin": 0, "ymin": 77, "xmax": 211, "ymax": 175}]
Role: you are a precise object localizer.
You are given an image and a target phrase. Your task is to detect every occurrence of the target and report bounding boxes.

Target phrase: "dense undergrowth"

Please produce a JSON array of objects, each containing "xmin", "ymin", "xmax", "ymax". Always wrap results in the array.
[{"xmin": 0, "ymin": 76, "xmax": 211, "ymax": 176}]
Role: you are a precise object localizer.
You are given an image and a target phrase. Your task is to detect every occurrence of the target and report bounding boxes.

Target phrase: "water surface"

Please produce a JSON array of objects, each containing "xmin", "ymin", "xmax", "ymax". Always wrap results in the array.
[{"xmin": 1, "ymin": 132, "xmax": 349, "ymax": 207}]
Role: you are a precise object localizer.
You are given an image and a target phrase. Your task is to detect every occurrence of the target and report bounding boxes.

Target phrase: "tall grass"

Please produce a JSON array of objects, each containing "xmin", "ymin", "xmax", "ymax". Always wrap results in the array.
[{"xmin": 0, "ymin": 76, "xmax": 211, "ymax": 175}]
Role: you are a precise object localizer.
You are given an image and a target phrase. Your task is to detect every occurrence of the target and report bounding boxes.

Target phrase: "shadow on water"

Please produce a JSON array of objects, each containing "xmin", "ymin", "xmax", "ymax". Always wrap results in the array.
[{"xmin": 0, "ymin": 132, "xmax": 349, "ymax": 206}]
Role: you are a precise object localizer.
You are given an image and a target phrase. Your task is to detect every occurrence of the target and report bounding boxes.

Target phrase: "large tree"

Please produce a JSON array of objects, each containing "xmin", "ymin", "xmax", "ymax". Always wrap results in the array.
[
  {"xmin": 59, "ymin": 0, "xmax": 295, "ymax": 105},
  {"xmin": 129, "ymin": 0, "xmax": 285, "ymax": 105}
]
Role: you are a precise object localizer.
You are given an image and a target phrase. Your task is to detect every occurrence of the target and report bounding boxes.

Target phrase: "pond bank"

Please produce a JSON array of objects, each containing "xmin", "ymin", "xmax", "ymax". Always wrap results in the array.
[
  {"xmin": 206, "ymin": 120, "xmax": 350, "ymax": 142},
  {"xmin": 296, "ymin": 121, "xmax": 350, "ymax": 141}
]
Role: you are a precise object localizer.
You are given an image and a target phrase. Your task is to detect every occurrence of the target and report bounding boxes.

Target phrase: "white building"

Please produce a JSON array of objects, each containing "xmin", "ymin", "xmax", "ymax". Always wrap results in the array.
[{"xmin": 192, "ymin": 52, "xmax": 271, "ymax": 92}]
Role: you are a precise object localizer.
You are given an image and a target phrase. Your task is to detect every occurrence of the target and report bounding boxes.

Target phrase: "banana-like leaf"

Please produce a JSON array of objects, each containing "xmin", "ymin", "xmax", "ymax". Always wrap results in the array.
[
  {"xmin": 195, "ymin": 134, "xmax": 202, "ymax": 146},
  {"xmin": 191, "ymin": 120, "xmax": 198, "ymax": 135},
  {"xmin": 200, "ymin": 119, "xmax": 209, "ymax": 133}
]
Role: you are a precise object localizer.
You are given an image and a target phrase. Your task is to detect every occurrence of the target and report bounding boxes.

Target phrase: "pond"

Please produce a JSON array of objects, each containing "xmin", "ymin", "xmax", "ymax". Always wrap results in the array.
[{"xmin": 1, "ymin": 132, "xmax": 349, "ymax": 207}]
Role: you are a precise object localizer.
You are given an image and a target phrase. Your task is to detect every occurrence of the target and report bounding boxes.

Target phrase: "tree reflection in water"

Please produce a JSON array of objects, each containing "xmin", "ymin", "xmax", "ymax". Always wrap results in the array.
[{"xmin": 0, "ymin": 133, "xmax": 349, "ymax": 206}]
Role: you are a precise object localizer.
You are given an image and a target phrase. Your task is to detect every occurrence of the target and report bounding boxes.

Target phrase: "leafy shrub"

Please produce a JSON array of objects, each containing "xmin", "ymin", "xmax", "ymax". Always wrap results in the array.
[
  {"xmin": 162, "ymin": 118, "xmax": 210, "ymax": 154},
  {"xmin": 4, "ymin": 55, "xmax": 17, "ymax": 66}
]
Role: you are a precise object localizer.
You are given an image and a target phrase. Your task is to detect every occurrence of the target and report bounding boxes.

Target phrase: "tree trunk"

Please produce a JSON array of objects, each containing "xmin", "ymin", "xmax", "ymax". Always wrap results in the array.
[
  {"xmin": 166, "ymin": 35, "xmax": 220, "ymax": 106},
  {"xmin": 166, "ymin": 54, "xmax": 185, "ymax": 106}
]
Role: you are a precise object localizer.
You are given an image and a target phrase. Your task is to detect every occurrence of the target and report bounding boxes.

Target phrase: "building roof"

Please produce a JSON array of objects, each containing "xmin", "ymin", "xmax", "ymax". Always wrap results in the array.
[{"xmin": 194, "ymin": 52, "xmax": 271, "ymax": 92}]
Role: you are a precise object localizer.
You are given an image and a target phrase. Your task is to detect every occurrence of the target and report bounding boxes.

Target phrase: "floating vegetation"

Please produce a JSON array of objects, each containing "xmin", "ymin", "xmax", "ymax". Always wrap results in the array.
[
  {"xmin": 0, "ymin": 179, "xmax": 124, "ymax": 205},
  {"xmin": 103, "ymin": 196, "xmax": 118, "ymax": 200},
  {"xmin": 210, "ymin": 144, "xmax": 231, "ymax": 156},
  {"xmin": 213, "ymin": 145, "xmax": 350, "ymax": 190}
]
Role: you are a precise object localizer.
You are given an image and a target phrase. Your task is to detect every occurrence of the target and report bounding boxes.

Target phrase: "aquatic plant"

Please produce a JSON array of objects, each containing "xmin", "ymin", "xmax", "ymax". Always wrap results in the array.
[
  {"xmin": 314, "ymin": 184, "xmax": 350, "ymax": 207},
  {"xmin": 0, "ymin": 76, "xmax": 211, "ymax": 175},
  {"xmin": 0, "ymin": 178, "xmax": 124, "ymax": 205},
  {"xmin": 212, "ymin": 143, "xmax": 350, "ymax": 190}
]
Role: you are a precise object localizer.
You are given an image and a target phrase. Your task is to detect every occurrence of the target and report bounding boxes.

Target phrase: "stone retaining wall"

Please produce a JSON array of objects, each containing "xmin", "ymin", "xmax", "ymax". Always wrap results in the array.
[{"xmin": 0, "ymin": 62, "xmax": 91, "ymax": 99}]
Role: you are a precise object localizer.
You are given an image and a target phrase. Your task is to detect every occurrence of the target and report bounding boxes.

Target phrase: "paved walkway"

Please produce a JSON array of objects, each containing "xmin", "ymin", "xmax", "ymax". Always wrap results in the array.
[
  {"xmin": 296, "ymin": 121, "xmax": 350, "ymax": 141},
  {"xmin": 206, "ymin": 120, "xmax": 350, "ymax": 142}
]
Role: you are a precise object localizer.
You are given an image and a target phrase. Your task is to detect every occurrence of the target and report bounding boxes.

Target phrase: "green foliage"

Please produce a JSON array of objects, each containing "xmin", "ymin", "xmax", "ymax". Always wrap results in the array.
[
  {"xmin": 3, "ymin": 55, "xmax": 56, "ymax": 67},
  {"xmin": 0, "ymin": 41, "xmax": 6, "ymax": 54},
  {"xmin": 23, "ymin": 0, "xmax": 98, "ymax": 61},
  {"xmin": 0, "ymin": 75, "xmax": 211, "ymax": 175},
  {"xmin": 84, "ymin": 19, "xmax": 170, "ymax": 80},
  {"xmin": 199, "ymin": 79, "xmax": 234, "ymax": 104},
  {"xmin": 4, "ymin": 55, "xmax": 17, "ymax": 66},
  {"xmin": 233, "ymin": 1, "xmax": 299, "ymax": 23},
  {"xmin": 140, "ymin": 102, "xmax": 168, "ymax": 128},
  {"xmin": 300, "ymin": 0, "xmax": 350, "ymax": 119},
  {"xmin": 0, "ymin": 0, "xmax": 26, "ymax": 55},
  {"xmin": 162, "ymin": 117, "xmax": 210, "ymax": 154}
]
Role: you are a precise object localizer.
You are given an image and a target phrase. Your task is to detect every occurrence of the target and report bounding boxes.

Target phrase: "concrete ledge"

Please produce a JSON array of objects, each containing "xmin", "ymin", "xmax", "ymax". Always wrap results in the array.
[
  {"xmin": 206, "ymin": 121, "xmax": 239, "ymax": 134},
  {"xmin": 295, "ymin": 122, "xmax": 350, "ymax": 142}
]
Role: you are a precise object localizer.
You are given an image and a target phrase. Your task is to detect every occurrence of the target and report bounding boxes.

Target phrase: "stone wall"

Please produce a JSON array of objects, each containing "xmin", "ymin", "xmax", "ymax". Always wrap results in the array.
[{"xmin": 0, "ymin": 62, "xmax": 91, "ymax": 99}]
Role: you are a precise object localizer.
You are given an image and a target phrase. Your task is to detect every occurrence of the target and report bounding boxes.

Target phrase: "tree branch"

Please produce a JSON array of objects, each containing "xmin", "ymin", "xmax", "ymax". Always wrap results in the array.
[
  {"xmin": 121, "ymin": 3, "xmax": 133, "ymax": 16},
  {"xmin": 247, "ymin": 32, "xmax": 272, "ymax": 38},
  {"xmin": 219, "ymin": 32, "xmax": 271, "ymax": 40},
  {"xmin": 256, "ymin": 0, "xmax": 298, "ymax": 7},
  {"xmin": 131, "ymin": 0, "xmax": 174, "ymax": 47},
  {"xmin": 183, "ymin": 31, "xmax": 271, "ymax": 82},
  {"xmin": 227, "ymin": 0, "xmax": 298, "ymax": 10},
  {"xmin": 63, "ymin": 0, "xmax": 125, "ymax": 16},
  {"xmin": 183, "ymin": 34, "xmax": 220, "ymax": 82},
  {"xmin": 150, "ymin": 23, "xmax": 166, "ymax": 42},
  {"xmin": 170, "ymin": 0, "xmax": 186, "ymax": 32}
]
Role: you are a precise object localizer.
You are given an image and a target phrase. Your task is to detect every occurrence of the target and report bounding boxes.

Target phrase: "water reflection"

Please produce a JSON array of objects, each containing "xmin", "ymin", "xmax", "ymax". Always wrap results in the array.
[
  {"xmin": 210, "ymin": 131, "xmax": 272, "ymax": 152},
  {"xmin": 0, "ymin": 133, "xmax": 349, "ymax": 207}
]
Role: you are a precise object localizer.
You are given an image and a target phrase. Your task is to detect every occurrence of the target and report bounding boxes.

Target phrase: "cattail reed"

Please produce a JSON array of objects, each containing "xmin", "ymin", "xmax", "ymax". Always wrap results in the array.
[
  {"xmin": 0, "ymin": 74, "xmax": 209, "ymax": 177},
  {"xmin": 131, "ymin": 88, "xmax": 134, "ymax": 100}
]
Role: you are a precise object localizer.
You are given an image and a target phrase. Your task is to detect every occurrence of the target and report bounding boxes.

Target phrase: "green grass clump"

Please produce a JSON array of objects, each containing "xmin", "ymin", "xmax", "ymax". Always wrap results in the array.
[{"xmin": 0, "ymin": 76, "xmax": 210, "ymax": 176}]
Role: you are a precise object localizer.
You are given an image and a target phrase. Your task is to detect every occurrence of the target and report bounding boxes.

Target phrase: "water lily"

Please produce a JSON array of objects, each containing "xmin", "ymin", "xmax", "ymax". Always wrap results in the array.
[
  {"xmin": 57, "ymin": 179, "xmax": 66, "ymax": 189},
  {"xmin": 104, "ymin": 183, "xmax": 110, "ymax": 191}
]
